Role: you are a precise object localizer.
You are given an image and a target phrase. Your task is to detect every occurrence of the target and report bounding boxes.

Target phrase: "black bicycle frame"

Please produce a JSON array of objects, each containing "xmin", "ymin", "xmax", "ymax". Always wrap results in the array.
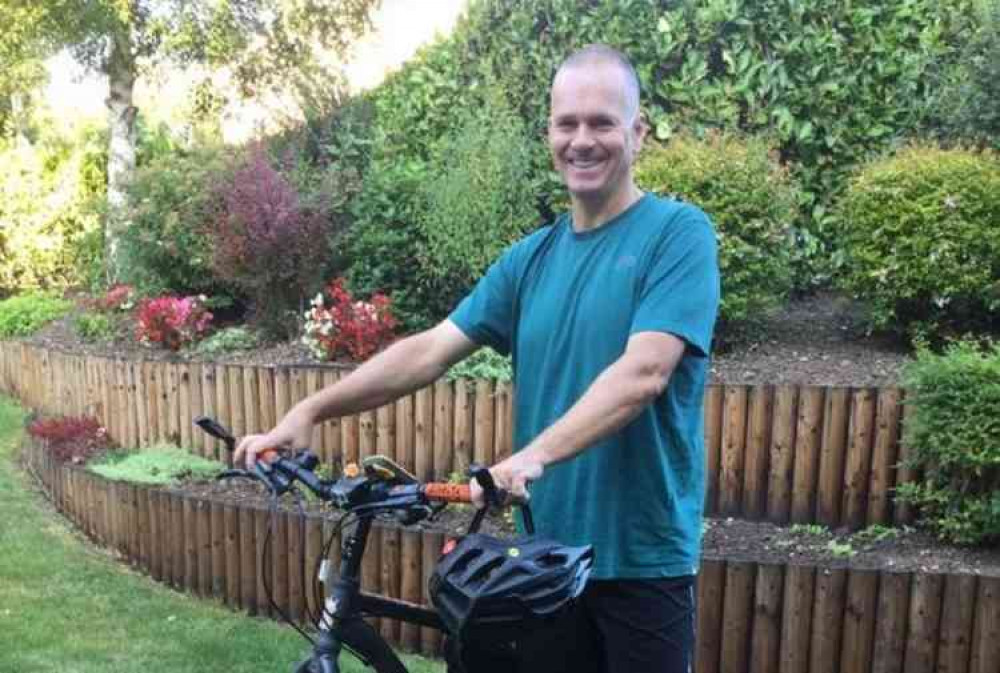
[{"xmin": 320, "ymin": 515, "xmax": 446, "ymax": 633}]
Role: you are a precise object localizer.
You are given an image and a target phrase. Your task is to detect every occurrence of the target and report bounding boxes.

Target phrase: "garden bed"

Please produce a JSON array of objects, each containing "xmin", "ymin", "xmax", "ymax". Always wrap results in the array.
[{"xmin": 24, "ymin": 290, "xmax": 911, "ymax": 387}]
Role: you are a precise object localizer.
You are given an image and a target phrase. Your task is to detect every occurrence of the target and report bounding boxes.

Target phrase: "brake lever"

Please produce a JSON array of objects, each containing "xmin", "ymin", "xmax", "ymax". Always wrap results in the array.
[{"xmin": 216, "ymin": 468, "xmax": 268, "ymax": 486}]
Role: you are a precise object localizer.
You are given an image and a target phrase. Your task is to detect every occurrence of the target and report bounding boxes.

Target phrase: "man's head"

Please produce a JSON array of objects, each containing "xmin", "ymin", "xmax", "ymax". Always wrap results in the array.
[{"xmin": 548, "ymin": 45, "xmax": 646, "ymax": 209}]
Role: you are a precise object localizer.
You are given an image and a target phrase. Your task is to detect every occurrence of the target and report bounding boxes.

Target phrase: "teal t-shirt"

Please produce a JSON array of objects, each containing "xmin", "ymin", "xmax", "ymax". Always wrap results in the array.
[{"xmin": 449, "ymin": 193, "xmax": 720, "ymax": 578}]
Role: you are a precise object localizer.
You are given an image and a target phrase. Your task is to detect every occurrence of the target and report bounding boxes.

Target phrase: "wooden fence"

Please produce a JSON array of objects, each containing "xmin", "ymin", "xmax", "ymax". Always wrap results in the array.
[
  {"xmin": 22, "ymin": 440, "xmax": 1000, "ymax": 673},
  {"xmin": 0, "ymin": 342, "xmax": 916, "ymax": 529}
]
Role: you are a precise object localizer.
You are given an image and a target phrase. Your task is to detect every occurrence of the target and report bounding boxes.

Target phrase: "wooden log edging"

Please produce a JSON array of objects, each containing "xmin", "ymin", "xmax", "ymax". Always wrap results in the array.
[
  {"xmin": 1, "ymin": 342, "xmax": 915, "ymax": 530},
  {"xmin": 19, "ymin": 440, "xmax": 1000, "ymax": 672}
]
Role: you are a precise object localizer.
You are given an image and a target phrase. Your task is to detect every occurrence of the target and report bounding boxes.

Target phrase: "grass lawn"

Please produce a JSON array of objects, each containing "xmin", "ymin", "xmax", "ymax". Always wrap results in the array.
[{"xmin": 0, "ymin": 397, "xmax": 443, "ymax": 673}]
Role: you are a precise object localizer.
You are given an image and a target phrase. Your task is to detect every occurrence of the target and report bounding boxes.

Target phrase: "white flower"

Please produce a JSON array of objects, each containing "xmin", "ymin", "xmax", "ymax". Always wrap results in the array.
[{"xmin": 312, "ymin": 293, "xmax": 325, "ymax": 308}]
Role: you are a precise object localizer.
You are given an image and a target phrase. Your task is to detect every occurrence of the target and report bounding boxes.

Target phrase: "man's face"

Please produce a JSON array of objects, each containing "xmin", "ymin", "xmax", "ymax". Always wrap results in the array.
[{"xmin": 548, "ymin": 62, "xmax": 645, "ymax": 205}]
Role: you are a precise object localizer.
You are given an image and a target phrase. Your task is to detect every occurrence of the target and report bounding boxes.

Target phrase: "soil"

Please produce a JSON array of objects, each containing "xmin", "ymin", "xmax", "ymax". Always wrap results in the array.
[
  {"xmin": 26, "ymin": 290, "xmax": 911, "ymax": 387},
  {"xmin": 26, "ymin": 291, "xmax": 999, "ymax": 576},
  {"xmin": 168, "ymin": 475, "xmax": 1000, "ymax": 577}
]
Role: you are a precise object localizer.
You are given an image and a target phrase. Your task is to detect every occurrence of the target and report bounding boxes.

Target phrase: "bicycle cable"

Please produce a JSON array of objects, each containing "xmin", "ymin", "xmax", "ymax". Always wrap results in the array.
[{"xmin": 262, "ymin": 493, "xmax": 317, "ymax": 646}]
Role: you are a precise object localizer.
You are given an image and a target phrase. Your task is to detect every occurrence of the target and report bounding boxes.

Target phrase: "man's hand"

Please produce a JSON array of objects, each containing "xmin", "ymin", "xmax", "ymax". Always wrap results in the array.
[
  {"xmin": 234, "ymin": 405, "xmax": 315, "ymax": 469},
  {"xmin": 471, "ymin": 451, "xmax": 545, "ymax": 508}
]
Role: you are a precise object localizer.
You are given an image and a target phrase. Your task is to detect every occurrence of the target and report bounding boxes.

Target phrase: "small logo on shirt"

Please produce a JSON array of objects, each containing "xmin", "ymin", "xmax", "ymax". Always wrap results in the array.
[{"xmin": 616, "ymin": 254, "xmax": 638, "ymax": 270}]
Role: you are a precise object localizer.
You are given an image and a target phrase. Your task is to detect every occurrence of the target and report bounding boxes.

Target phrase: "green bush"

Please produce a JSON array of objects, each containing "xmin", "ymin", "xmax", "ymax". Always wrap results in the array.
[
  {"xmin": 446, "ymin": 348, "xmax": 513, "ymax": 383},
  {"xmin": 635, "ymin": 133, "xmax": 798, "ymax": 342},
  {"xmin": 896, "ymin": 339, "xmax": 1000, "ymax": 545},
  {"xmin": 88, "ymin": 444, "xmax": 225, "ymax": 485},
  {"xmin": 418, "ymin": 83, "xmax": 545, "ymax": 312},
  {"xmin": 834, "ymin": 145, "xmax": 1000, "ymax": 342},
  {"xmin": 119, "ymin": 144, "xmax": 236, "ymax": 298},
  {"xmin": 0, "ymin": 292, "xmax": 72, "ymax": 338},
  {"xmin": 0, "ymin": 123, "xmax": 106, "ymax": 294},
  {"xmin": 73, "ymin": 313, "xmax": 115, "ymax": 342},
  {"xmin": 343, "ymin": 159, "xmax": 438, "ymax": 331},
  {"xmin": 193, "ymin": 326, "xmax": 258, "ymax": 357},
  {"xmin": 925, "ymin": 0, "xmax": 1000, "ymax": 149},
  {"xmin": 352, "ymin": 0, "xmax": 974, "ymax": 288}
]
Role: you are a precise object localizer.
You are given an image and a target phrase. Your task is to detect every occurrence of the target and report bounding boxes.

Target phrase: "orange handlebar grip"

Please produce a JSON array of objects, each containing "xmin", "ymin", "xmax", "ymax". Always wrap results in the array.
[
  {"xmin": 424, "ymin": 483, "xmax": 472, "ymax": 503},
  {"xmin": 258, "ymin": 448, "xmax": 280, "ymax": 464}
]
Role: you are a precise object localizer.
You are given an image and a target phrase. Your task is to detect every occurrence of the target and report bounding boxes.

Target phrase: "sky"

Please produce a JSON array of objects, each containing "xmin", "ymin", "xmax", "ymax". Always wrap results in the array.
[{"xmin": 42, "ymin": 0, "xmax": 470, "ymax": 143}]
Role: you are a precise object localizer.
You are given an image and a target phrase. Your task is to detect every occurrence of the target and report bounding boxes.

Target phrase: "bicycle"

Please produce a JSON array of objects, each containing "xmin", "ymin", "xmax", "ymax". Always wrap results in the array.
[{"xmin": 194, "ymin": 415, "xmax": 526, "ymax": 673}]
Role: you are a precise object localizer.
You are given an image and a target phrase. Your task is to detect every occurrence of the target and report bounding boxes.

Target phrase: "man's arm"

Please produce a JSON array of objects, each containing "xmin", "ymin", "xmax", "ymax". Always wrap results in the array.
[
  {"xmin": 481, "ymin": 331, "xmax": 685, "ymax": 500},
  {"xmin": 236, "ymin": 320, "xmax": 478, "ymax": 467}
]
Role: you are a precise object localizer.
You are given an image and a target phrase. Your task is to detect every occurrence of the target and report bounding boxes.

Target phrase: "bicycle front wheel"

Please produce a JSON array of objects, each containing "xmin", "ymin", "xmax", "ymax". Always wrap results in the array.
[{"xmin": 294, "ymin": 619, "xmax": 408, "ymax": 673}]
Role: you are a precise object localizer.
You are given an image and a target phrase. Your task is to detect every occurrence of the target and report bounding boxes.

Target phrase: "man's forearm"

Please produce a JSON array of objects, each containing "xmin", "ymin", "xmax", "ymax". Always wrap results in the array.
[{"xmin": 294, "ymin": 332, "xmax": 450, "ymax": 425}]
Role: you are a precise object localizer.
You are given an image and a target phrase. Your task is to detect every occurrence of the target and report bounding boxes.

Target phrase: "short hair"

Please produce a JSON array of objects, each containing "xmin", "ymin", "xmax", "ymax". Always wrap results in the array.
[{"xmin": 554, "ymin": 44, "xmax": 641, "ymax": 122}]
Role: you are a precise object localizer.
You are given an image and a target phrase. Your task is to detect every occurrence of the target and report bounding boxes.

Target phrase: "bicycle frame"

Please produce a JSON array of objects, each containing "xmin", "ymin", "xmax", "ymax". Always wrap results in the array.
[{"xmin": 319, "ymin": 515, "xmax": 445, "ymax": 633}]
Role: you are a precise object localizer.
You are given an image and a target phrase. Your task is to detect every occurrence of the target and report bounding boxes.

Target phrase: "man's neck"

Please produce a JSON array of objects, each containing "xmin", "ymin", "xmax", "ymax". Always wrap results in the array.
[{"xmin": 570, "ymin": 184, "xmax": 644, "ymax": 232}]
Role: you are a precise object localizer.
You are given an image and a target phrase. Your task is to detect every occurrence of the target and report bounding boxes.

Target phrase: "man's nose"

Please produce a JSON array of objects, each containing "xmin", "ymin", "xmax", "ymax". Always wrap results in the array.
[{"xmin": 570, "ymin": 126, "xmax": 596, "ymax": 149}]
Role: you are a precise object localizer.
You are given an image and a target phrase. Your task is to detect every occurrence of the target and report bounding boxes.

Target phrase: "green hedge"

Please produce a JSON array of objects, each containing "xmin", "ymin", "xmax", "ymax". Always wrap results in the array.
[
  {"xmin": 0, "ymin": 292, "xmax": 72, "ymax": 338},
  {"xmin": 636, "ymin": 134, "xmax": 798, "ymax": 341},
  {"xmin": 898, "ymin": 339, "xmax": 1000, "ymax": 545},
  {"xmin": 834, "ymin": 145, "xmax": 1000, "ymax": 342}
]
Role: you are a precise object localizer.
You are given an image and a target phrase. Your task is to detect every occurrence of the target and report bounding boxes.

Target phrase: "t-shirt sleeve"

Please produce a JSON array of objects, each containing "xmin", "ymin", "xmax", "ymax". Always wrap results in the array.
[
  {"xmin": 630, "ymin": 204, "xmax": 720, "ymax": 357},
  {"xmin": 448, "ymin": 248, "xmax": 517, "ymax": 355}
]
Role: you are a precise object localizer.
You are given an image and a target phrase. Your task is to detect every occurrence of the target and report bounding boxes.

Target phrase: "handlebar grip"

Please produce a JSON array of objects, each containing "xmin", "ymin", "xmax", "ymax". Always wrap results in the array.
[
  {"xmin": 257, "ymin": 448, "xmax": 280, "ymax": 464},
  {"xmin": 423, "ymin": 483, "xmax": 472, "ymax": 503}
]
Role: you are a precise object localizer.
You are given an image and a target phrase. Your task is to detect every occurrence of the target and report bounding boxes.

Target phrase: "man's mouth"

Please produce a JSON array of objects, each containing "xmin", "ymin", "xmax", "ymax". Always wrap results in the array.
[{"xmin": 567, "ymin": 157, "xmax": 603, "ymax": 170}]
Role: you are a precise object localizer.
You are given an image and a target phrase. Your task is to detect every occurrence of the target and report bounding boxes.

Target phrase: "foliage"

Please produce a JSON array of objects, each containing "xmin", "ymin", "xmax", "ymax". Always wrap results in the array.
[
  {"xmin": 88, "ymin": 444, "xmax": 224, "ymax": 485},
  {"xmin": 0, "ymin": 292, "xmax": 72, "ymax": 338},
  {"xmin": 73, "ymin": 313, "xmax": 115, "ymax": 342},
  {"xmin": 26, "ymin": 414, "xmax": 113, "ymax": 464},
  {"xmin": 89, "ymin": 283, "xmax": 135, "ymax": 313},
  {"xmin": 0, "ymin": 122, "xmax": 106, "ymax": 294},
  {"xmin": 418, "ymin": 83, "xmax": 545, "ymax": 310},
  {"xmin": 342, "ymin": 158, "xmax": 439, "ymax": 331},
  {"xmin": 302, "ymin": 278, "xmax": 398, "ymax": 362},
  {"xmin": 834, "ymin": 145, "xmax": 1000, "ymax": 342},
  {"xmin": 924, "ymin": 0, "xmax": 1000, "ymax": 149},
  {"xmin": 446, "ymin": 348, "xmax": 513, "ymax": 383},
  {"xmin": 896, "ymin": 339, "xmax": 1000, "ymax": 545},
  {"xmin": 211, "ymin": 147, "xmax": 330, "ymax": 336},
  {"xmin": 358, "ymin": 0, "xmax": 974, "ymax": 286},
  {"xmin": 635, "ymin": 133, "xmax": 798, "ymax": 342},
  {"xmin": 193, "ymin": 326, "xmax": 258, "ymax": 357},
  {"xmin": 120, "ymin": 144, "xmax": 233, "ymax": 298},
  {"xmin": 134, "ymin": 295, "xmax": 213, "ymax": 351}
]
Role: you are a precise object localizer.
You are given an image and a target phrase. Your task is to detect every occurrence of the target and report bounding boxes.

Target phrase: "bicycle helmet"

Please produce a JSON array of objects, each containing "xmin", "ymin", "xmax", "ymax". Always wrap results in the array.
[{"xmin": 429, "ymin": 531, "xmax": 595, "ymax": 639}]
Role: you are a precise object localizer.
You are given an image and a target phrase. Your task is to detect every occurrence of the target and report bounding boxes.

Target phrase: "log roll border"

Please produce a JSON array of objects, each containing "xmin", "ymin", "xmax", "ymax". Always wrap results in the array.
[
  {"xmin": 2, "ymin": 342, "xmax": 916, "ymax": 529},
  {"xmin": 20, "ymin": 439, "xmax": 1000, "ymax": 673}
]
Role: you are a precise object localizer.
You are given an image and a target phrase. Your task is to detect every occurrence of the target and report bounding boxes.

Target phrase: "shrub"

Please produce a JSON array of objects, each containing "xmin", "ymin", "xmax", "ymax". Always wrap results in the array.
[
  {"xmin": 925, "ymin": 0, "xmax": 1000, "ymax": 149},
  {"xmin": 74, "ymin": 313, "xmax": 115, "ymax": 342},
  {"xmin": 88, "ymin": 444, "xmax": 225, "ymax": 485},
  {"xmin": 834, "ymin": 145, "xmax": 1000, "ymax": 343},
  {"xmin": 635, "ymin": 133, "xmax": 798, "ymax": 343},
  {"xmin": 120, "ymin": 145, "xmax": 235, "ymax": 298},
  {"xmin": 0, "ymin": 292, "xmax": 72, "ymax": 338},
  {"xmin": 135, "ymin": 295, "xmax": 213, "ymax": 351},
  {"xmin": 446, "ymin": 348, "xmax": 513, "ymax": 383},
  {"xmin": 302, "ymin": 278, "xmax": 398, "ymax": 362},
  {"xmin": 212, "ymin": 147, "xmax": 330, "ymax": 336},
  {"xmin": 27, "ymin": 415, "xmax": 114, "ymax": 464},
  {"xmin": 0, "ymin": 123, "xmax": 105, "ymax": 294},
  {"xmin": 896, "ymin": 339, "xmax": 1000, "ymax": 545},
  {"xmin": 418, "ymin": 83, "xmax": 545, "ymax": 311},
  {"xmin": 194, "ymin": 326, "xmax": 258, "ymax": 357},
  {"xmin": 343, "ymin": 159, "xmax": 438, "ymax": 331},
  {"xmin": 91, "ymin": 283, "xmax": 135, "ymax": 313}
]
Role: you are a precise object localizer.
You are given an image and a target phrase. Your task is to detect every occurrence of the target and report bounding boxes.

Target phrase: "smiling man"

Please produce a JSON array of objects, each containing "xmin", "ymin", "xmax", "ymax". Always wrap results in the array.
[
  {"xmin": 450, "ymin": 45, "xmax": 721, "ymax": 673},
  {"xmin": 237, "ymin": 44, "xmax": 719, "ymax": 673}
]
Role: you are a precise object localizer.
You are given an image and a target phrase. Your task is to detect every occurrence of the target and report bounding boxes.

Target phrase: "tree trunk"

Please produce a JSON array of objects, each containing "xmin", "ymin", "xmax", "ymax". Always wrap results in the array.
[{"xmin": 105, "ymin": 35, "xmax": 137, "ymax": 281}]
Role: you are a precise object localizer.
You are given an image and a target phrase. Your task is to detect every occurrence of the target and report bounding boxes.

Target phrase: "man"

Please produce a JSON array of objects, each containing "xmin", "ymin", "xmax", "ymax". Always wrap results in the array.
[{"xmin": 238, "ymin": 44, "xmax": 719, "ymax": 673}]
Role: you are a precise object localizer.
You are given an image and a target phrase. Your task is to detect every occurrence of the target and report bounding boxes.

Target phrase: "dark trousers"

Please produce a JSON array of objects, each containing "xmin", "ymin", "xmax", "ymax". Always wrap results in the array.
[{"xmin": 451, "ymin": 575, "xmax": 696, "ymax": 673}]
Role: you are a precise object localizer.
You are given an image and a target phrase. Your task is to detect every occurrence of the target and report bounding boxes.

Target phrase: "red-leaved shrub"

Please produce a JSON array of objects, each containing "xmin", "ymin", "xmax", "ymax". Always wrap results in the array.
[
  {"xmin": 212, "ymin": 147, "xmax": 329, "ymax": 335},
  {"xmin": 135, "ymin": 295, "xmax": 213, "ymax": 350},
  {"xmin": 302, "ymin": 278, "xmax": 398, "ymax": 362},
  {"xmin": 27, "ymin": 415, "xmax": 114, "ymax": 464},
  {"xmin": 94, "ymin": 284, "xmax": 135, "ymax": 312}
]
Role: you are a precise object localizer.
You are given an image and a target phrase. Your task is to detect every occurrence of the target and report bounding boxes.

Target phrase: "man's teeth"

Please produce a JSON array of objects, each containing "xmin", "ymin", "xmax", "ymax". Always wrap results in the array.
[{"xmin": 571, "ymin": 158, "xmax": 601, "ymax": 168}]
